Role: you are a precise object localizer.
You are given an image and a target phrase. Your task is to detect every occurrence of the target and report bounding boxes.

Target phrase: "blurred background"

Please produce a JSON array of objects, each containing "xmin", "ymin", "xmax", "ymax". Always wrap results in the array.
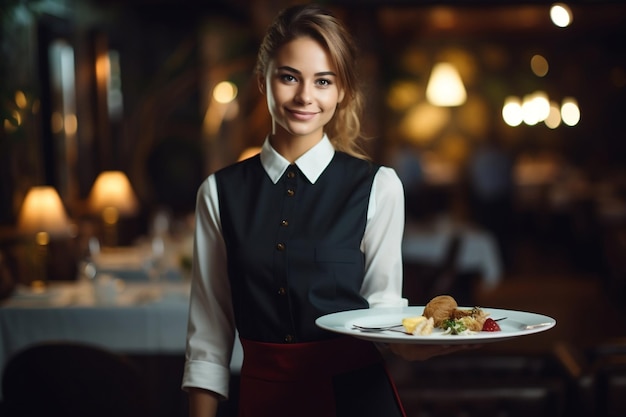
[{"xmin": 1, "ymin": 0, "xmax": 626, "ymax": 416}]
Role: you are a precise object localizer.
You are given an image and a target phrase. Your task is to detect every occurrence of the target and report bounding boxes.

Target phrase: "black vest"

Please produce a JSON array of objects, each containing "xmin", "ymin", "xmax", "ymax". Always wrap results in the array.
[{"xmin": 215, "ymin": 152, "xmax": 379, "ymax": 343}]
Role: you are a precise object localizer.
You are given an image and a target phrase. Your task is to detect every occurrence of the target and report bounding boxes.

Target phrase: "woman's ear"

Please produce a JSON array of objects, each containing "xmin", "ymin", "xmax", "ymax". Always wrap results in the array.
[
  {"xmin": 258, "ymin": 76, "xmax": 266, "ymax": 95},
  {"xmin": 337, "ymin": 89, "xmax": 345, "ymax": 105}
]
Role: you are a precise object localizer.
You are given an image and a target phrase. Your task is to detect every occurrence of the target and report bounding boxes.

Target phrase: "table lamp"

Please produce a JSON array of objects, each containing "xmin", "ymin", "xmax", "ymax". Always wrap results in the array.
[
  {"xmin": 426, "ymin": 62, "xmax": 467, "ymax": 107},
  {"xmin": 88, "ymin": 170, "xmax": 139, "ymax": 247},
  {"xmin": 18, "ymin": 186, "xmax": 71, "ymax": 288}
]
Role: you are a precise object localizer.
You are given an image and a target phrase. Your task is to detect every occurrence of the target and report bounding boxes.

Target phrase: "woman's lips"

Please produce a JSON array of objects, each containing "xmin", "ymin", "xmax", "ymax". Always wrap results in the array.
[{"xmin": 287, "ymin": 108, "xmax": 318, "ymax": 121}]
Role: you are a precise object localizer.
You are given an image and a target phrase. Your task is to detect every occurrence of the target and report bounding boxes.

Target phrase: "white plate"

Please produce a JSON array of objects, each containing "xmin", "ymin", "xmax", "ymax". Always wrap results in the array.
[{"xmin": 315, "ymin": 306, "xmax": 556, "ymax": 344}]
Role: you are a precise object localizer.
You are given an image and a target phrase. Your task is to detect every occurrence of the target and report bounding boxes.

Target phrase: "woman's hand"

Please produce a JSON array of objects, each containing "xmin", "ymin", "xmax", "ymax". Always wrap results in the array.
[{"xmin": 389, "ymin": 343, "xmax": 480, "ymax": 361}]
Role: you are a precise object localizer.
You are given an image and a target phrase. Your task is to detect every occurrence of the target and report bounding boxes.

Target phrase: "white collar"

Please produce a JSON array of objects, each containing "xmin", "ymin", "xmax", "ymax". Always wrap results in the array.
[{"xmin": 260, "ymin": 134, "xmax": 335, "ymax": 184}]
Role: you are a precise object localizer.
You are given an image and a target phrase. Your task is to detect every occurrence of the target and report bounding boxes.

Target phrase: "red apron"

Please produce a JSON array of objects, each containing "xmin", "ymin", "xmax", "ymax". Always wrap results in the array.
[{"xmin": 238, "ymin": 336, "xmax": 406, "ymax": 417}]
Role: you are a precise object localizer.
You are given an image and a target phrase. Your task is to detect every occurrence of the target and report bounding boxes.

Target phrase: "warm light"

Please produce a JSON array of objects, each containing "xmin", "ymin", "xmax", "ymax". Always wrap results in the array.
[
  {"xmin": 89, "ymin": 171, "xmax": 138, "ymax": 247},
  {"xmin": 204, "ymin": 81, "xmax": 239, "ymax": 137},
  {"xmin": 425, "ymin": 62, "xmax": 467, "ymax": 107},
  {"xmin": 550, "ymin": 3, "xmax": 573, "ymax": 28},
  {"xmin": 561, "ymin": 97, "xmax": 580, "ymax": 126},
  {"xmin": 399, "ymin": 103, "xmax": 450, "ymax": 144},
  {"xmin": 522, "ymin": 95, "xmax": 539, "ymax": 126},
  {"xmin": 35, "ymin": 231, "xmax": 50, "ymax": 246},
  {"xmin": 213, "ymin": 81, "xmax": 238, "ymax": 104},
  {"xmin": 15, "ymin": 90, "xmax": 27, "ymax": 109},
  {"xmin": 521, "ymin": 92, "xmax": 550, "ymax": 126},
  {"xmin": 96, "ymin": 51, "xmax": 111, "ymax": 86},
  {"xmin": 18, "ymin": 186, "xmax": 71, "ymax": 237},
  {"xmin": 89, "ymin": 171, "xmax": 139, "ymax": 217},
  {"xmin": 387, "ymin": 80, "xmax": 421, "ymax": 111},
  {"xmin": 530, "ymin": 55, "xmax": 549, "ymax": 77},
  {"xmin": 102, "ymin": 206, "xmax": 119, "ymax": 225},
  {"xmin": 544, "ymin": 101, "xmax": 562, "ymax": 129},
  {"xmin": 502, "ymin": 96, "xmax": 523, "ymax": 127},
  {"xmin": 532, "ymin": 91, "xmax": 551, "ymax": 122},
  {"xmin": 65, "ymin": 113, "xmax": 78, "ymax": 135},
  {"xmin": 12, "ymin": 110, "xmax": 21, "ymax": 126},
  {"xmin": 4, "ymin": 119, "xmax": 17, "ymax": 133},
  {"xmin": 238, "ymin": 147, "xmax": 261, "ymax": 161}
]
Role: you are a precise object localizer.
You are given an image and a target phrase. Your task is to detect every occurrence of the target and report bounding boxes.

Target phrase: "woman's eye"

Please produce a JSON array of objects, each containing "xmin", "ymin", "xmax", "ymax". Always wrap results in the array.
[
  {"xmin": 317, "ymin": 79, "xmax": 331, "ymax": 87},
  {"xmin": 280, "ymin": 74, "xmax": 297, "ymax": 83}
]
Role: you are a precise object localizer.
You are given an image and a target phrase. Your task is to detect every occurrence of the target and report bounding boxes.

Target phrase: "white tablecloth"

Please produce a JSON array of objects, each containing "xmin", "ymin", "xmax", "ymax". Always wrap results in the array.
[
  {"xmin": 0, "ymin": 280, "xmax": 243, "ymax": 399},
  {"xmin": 402, "ymin": 217, "xmax": 503, "ymax": 288}
]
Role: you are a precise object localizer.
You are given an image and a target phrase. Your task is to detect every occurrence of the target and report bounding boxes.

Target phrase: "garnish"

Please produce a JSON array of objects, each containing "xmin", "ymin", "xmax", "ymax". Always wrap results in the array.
[
  {"xmin": 482, "ymin": 318, "xmax": 501, "ymax": 332},
  {"xmin": 441, "ymin": 318, "xmax": 467, "ymax": 335}
]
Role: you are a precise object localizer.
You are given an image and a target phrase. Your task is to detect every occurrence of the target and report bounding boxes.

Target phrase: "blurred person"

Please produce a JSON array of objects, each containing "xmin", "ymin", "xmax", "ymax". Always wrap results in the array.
[
  {"xmin": 182, "ymin": 5, "xmax": 471, "ymax": 417},
  {"xmin": 467, "ymin": 133, "xmax": 514, "ymax": 268}
]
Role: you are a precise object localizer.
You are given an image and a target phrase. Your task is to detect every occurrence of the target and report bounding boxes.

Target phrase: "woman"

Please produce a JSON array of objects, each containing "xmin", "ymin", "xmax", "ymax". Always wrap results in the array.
[{"xmin": 182, "ymin": 4, "xmax": 462, "ymax": 416}]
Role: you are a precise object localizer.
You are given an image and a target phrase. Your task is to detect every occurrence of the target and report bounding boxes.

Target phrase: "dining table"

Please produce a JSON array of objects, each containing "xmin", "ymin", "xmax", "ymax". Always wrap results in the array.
[
  {"xmin": 402, "ymin": 215, "xmax": 504, "ymax": 289},
  {"xmin": 0, "ymin": 276, "xmax": 244, "ymax": 401}
]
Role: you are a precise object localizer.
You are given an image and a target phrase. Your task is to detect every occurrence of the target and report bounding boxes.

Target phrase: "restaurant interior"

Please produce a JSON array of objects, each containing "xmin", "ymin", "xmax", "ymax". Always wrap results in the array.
[{"xmin": 1, "ymin": 0, "xmax": 625, "ymax": 416}]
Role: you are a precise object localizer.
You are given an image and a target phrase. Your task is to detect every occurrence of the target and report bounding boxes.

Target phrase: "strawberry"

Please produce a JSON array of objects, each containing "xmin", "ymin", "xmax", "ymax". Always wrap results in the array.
[{"xmin": 482, "ymin": 318, "xmax": 501, "ymax": 332}]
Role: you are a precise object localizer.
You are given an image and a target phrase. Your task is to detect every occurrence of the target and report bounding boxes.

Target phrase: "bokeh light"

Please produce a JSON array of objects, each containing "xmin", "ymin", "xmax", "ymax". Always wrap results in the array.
[
  {"xmin": 561, "ymin": 97, "xmax": 580, "ymax": 126},
  {"xmin": 213, "ymin": 81, "xmax": 238, "ymax": 104},
  {"xmin": 530, "ymin": 54, "xmax": 549, "ymax": 77},
  {"xmin": 550, "ymin": 3, "xmax": 573, "ymax": 28},
  {"xmin": 502, "ymin": 96, "xmax": 523, "ymax": 127}
]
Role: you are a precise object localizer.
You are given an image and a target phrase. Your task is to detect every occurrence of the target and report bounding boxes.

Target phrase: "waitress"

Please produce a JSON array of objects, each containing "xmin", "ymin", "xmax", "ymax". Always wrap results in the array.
[{"xmin": 182, "ymin": 4, "xmax": 466, "ymax": 417}]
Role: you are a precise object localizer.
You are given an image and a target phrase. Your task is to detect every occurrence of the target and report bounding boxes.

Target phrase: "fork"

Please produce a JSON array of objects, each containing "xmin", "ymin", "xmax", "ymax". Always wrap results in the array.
[
  {"xmin": 352, "ymin": 324, "xmax": 411, "ymax": 335},
  {"xmin": 352, "ymin": 317, "xmax": 508, "ymax": 334}
]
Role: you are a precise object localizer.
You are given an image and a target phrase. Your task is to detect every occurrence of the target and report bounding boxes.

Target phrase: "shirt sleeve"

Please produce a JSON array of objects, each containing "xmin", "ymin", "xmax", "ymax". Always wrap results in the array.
[
  {"xmin": 181, "ymin": 175, "xmax": 236, "ymax": 399},
  {"xmin": 360, "ymin": 166, "xmax": 409, "ymax": 308}
]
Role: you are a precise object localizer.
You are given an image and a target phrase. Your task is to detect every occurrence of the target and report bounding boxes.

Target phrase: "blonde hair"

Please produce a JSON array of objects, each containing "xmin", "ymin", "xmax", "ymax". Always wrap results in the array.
[{"xmin": 255, "ymin": 4, "xmax": 368, "ymax": 159}]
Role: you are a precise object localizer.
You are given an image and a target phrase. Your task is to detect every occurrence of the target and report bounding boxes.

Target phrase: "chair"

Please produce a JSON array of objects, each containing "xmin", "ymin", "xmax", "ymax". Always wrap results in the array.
[
  {"xmin": 385, "ymin": 350, "xmax": 567, "ymax": 417},
  {"xmin": 554, "ymin": 338, "xmax": 626, "ymax": 417},
  {"xmin": 0, "ymin": 342, "xmax": 149, "ymax": 417},
  {"xmin": 403, "ymin": 234, "xmax": 476, "ymax": 306}
]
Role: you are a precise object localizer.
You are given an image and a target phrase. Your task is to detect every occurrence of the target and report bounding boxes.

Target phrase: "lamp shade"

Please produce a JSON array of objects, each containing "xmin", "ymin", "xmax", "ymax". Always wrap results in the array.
[
  {"xmin": 426, "ymin": 62, "xmax": 467, "ymax": 107},
  {"xmin": 18, "ymin": 186, "xmax": 71, "ymax": 237},
  {"xmin": 89, "ymin": 171, "xmax": 139, "ymax": 217}
]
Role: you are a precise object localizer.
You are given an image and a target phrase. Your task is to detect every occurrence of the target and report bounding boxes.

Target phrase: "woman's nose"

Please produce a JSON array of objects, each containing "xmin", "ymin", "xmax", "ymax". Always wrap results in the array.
[{"xmin": 295, "ymin": 84, "xmax": 312, "ymax": 104}]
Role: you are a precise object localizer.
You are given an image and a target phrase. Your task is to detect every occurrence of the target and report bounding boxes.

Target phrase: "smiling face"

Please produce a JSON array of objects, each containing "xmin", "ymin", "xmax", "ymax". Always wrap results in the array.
[{"xmin": 261, "ymin": 36, "xmax": 345, "ymax": 149}]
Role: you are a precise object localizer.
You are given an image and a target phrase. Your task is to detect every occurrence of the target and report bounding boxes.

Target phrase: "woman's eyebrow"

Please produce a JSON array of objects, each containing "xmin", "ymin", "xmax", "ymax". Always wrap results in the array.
[{"xmin": 277, "ymin": 66, "xmax": 336, "ymax": 77}]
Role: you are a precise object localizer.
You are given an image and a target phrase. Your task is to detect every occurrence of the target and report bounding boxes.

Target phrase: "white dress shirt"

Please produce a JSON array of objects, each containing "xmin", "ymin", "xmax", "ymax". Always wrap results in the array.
[{"xmin": 182, "ymin": 135, "xmax": 407, "ymax": 399}]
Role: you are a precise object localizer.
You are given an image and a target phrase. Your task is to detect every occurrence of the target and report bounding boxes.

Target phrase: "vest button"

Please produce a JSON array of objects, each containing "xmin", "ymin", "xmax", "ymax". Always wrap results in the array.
[
  {"xmin": 286, "ymin": 189, "xmax": 295, "ymax": 197},
  {"xmin": 287, "ymin": 171, "xmax": 295, "ymax": 179},
  {"xmin": 284, "ymin": 334, "xmax": 294, "ymax": 343},
  {"xmin": 276, "ymin": 243, "xmax": 285, "ymax": 251},
  {"xmin": 277, "ymin": 287, "xmax": 286, "ymax": 296},
  {"xmin": 280, "ymin": 219, "xmax": 289, "ymax": 227}
]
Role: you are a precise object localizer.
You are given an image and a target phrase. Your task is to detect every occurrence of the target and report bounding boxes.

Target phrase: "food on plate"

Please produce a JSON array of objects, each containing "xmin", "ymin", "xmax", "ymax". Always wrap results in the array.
[
  {"xmin": 402, "ymin": 316, "xmax": 426, "ymax": 333},
  {"xmin": 450, "ymin": 307, "xmax": 490, "ymax": 331},
  {"xmin": 440, "ymin": 318, "xmax": 468, "ymax": 335},
  {"xmin": 422, "ymin": 295, "xmax": 458, "ymax": 327},
  {"xmin": 395, "ymin": 295, "xmax": 501, "ymax": 337},
  {"xmin": 481, "ymin": 318, "xmax": 501, "ymax": 332},
  {"xmin": 402, "ymin": 316, "xmax": 434, "ymax": 335}
]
